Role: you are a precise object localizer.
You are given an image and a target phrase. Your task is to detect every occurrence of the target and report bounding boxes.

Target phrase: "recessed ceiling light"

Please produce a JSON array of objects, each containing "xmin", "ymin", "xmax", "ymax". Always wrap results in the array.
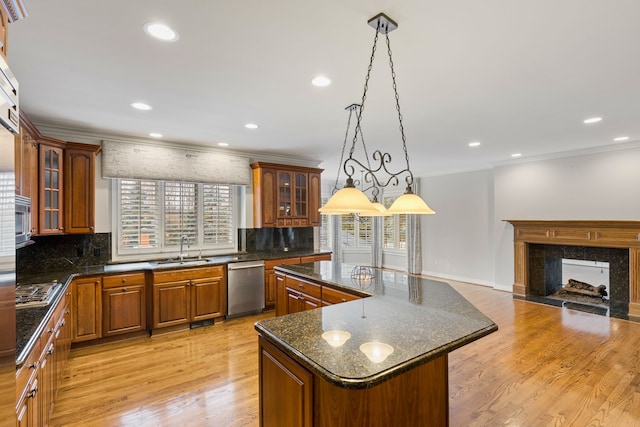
[
  {"xmin": 311, "ymin": 76, "xmax": 331, "ymax": 87},
  {"xmin": 468, "ymin": 141, "xmax": 481, "ymax": 147},
  {"xmin": 217, "ymin": 142, "xmax": 229, "ymax": 147},
  {"xmin": 149, "ymin": 133, "xmax": 163, "ymax": 138},
  {"xmin": 511, "ymin": 153, "xmax": 522, "ymax": 158},
  {"xmin": 613, "ymin": 136, "xmax": 629, "ymax": 142},
  {"xmin": 131, "ymin": 102, "xmax": 152, "ymax": 111},
  {"xmin": 583, "ymin": 117, "xmax": 602, "ymax": 124},
  {"xmin": 245, "ymin": 123, "xmax": 259, "ymax": 129},
  {"xmin": 143, "ymin": 22, "xmax": 179, "ymax": 42}
]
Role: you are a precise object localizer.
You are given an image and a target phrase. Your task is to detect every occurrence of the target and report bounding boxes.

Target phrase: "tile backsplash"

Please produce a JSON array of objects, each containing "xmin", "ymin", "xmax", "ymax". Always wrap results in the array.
[
  {"xmin": 240, "ymin": 227, "xmax": 314, "ymax": 252},
  {"xmin": 17, "ymin": 233, "xmax": 111, "ymax": 275}
]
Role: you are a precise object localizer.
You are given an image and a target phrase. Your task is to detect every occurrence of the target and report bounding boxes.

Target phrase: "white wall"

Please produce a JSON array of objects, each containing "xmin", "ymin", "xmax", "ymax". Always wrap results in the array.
[
  {"xmin": 420, "ymin": 169, "xmax": 495, "ymax": 287},
  {"xmin": 493, "ymin": 147, "xmax": 640, "ymax": 291}
]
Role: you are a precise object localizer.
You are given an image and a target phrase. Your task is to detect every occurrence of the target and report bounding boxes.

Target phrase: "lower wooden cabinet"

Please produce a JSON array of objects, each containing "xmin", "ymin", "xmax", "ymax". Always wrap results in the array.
[
  {"xmin": 102, "ymin": 272, "xmax": 146, "ymax": 336},
  {"xmin": 151, "ymin": 266, "xmax": 226, "ymax": 329},
  {"xmin": 265, "ymin": 254, "xmax": 331, "ymax": 309},
  {"xmin": 71, "ymin": 276, "xmax": 102, "ymax": 342},
  {"xmin": 275, "ymin": 270, "xmax": 361, "ymax": 316},
  {"xmin": 16, "ymin": 286, "xmax": 71, "ymax": 427},
  {"xmin": 259, "ymin": 336, "xmax": 313, "ymax": 427}
]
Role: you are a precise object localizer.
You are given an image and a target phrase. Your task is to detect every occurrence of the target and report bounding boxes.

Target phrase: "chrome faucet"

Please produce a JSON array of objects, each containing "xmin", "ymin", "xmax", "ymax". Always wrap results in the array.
[{"xmin": 179, "ymin": 235, "xmax": 190, "ymax": 260}]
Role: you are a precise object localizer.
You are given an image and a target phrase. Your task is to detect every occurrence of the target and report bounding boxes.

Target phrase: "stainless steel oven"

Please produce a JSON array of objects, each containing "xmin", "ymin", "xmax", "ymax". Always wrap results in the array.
[{"xmin": 15, "ymin": 195, "xmax": 31, "ymax": 248}]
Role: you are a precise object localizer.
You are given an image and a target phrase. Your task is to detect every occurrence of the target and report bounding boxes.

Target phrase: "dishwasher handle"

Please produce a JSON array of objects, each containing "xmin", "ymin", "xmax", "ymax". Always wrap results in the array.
[{"xmin": 227, "ymin": 261, "xmax": 265, "ymax": 270}]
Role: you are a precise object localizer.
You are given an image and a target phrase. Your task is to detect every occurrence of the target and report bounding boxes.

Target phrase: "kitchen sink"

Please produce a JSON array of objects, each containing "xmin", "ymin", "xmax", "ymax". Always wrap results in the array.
[{"xmin": 152, "ymin": 258, "xmax": 211, "ymax": 268}]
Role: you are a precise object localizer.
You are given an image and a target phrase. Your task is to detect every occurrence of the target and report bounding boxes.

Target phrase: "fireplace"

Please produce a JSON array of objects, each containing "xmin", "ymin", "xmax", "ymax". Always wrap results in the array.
[
  {"xmin": 527, "ymin": 244, "xmax": 627, "ymax": 318},
  {"xmin": 507, "ymin": 220, "xmax": 640, "ymax": 322}
]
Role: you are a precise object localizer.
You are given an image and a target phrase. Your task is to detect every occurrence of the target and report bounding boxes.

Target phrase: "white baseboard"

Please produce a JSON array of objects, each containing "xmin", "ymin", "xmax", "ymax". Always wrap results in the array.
[{"xmin": 422, "ymin": 270, "xmax": 512, "ymax": 293}]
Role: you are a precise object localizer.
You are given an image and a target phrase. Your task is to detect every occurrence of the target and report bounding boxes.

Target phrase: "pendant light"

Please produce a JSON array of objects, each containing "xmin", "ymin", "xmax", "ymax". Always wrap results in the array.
[{"xmin": 319, "ymin": 13, "xmax": 436, "ymax": 216}]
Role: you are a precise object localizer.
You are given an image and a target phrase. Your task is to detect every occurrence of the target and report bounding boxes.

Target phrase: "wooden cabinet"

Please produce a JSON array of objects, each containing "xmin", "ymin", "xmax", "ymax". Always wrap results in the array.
[
  {"xmin": 38, "ymin": 139, "xmax": 65, "ymax": 235},
  {"xmin": 282, "ymin": 275, "xmax": 322, "ymax": 315},
  {"xmin": 102, "ymin": 273, "xmax": 146, "ymax": 336},
  {"xmin": 264, "ymin": 257, "xmax": 301, "ymax": 309},
  {"xmin": 275, "ymin": 269, "xmax": 361, "ymax": 316},
  {"xmin": 252, "ymin": 166, "xmax": 277, "ymax": 228},
  {"xmin": 251, "ymin": 162, "xmax": 323, "ymax": 228},
  {"xmin": 64, "ymin": 142, "xmax": 99, "ymax": 234},
  {"xmin": 15, "ymin": 113, "xmax": 40, "ymax": 234},
  {"xmin": 151, "ymin": 266, "xmax": 226, "ymax": 329},
  {"xmin": 71, "ymin": 276, "xmax": 102, "ymax": 342},
  {"xmin": 299, "ymin": 253, "xmax": 332, "ymax": 264},
  {"xmin": 259, "ymin": 336, "xmax": 313, "ymax": 427},
  {"xmin": 16, "ymin": 286, "xmax": 71, "ymax": 427}
]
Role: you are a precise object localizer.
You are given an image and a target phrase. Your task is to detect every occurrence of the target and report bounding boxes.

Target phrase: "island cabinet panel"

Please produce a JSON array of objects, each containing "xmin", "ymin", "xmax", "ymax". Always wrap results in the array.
[
  {"xmin": 102, "ymin": 273, "xmax": 146, "ymax": 336},
  {"xmin": 259, "ymin": 336, "xmax": 313, "ymax": 427},
  {"xmin": 71, "ymin": 276, "xmax": 102, "ymax": 342},
  {"xmin": 315, "ymin": 354, "xmax": 449, "ymax": 427},
  {"xmin": 284, "ymin": 276, "xmax": 322, "ymax": 314},
  {"xmin": 299, "ymin": 254, "xmax": 331, "ymax": 264},
  {"xmin": 190, "ymin": 275, "xmax": 225, "ymax": 321},
  {"xmin": 264, "ymin": 257, "xmax": 301, "ymax": 309}
]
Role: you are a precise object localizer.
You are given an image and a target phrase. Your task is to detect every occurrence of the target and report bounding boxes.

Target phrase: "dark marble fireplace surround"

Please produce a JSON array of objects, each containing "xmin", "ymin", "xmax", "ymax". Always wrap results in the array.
[{"xmin": 528, "ymin": 244, "xmax": 629, "ymax": 319}]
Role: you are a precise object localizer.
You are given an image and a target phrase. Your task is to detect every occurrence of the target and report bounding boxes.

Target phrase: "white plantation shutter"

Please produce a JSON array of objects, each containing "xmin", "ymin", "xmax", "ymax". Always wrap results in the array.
[
  {"xmin": 164, "ymin": 182, "xmax": 197, "ymax": 246},
  {"xmin": 120, "ymin": 179, "xmax": 160, "ymax": 249},
  {"xmin": 358, "ymin": 216, "xmax": 372, "ymax": 247},
  {"xmin": 117, "ymin": 179, "xmax": 236, "ymax": 256},
  {"xmin": 203, "ymin": 184, "xmax": 233, "ymax": 245}
]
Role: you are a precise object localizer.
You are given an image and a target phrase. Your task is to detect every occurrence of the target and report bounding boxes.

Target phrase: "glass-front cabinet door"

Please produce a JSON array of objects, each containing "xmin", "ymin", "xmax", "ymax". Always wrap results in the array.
[
  {"xmin": 295, "ymin": 173, "xmax": 307, "ymax": 217},
  {"xmin": 278, "ymin": 171, "xmax": 292, "ymax": 217},
  {"xmin": 39, "ymin": 144, "xmax": 64, "ymax": 234}
]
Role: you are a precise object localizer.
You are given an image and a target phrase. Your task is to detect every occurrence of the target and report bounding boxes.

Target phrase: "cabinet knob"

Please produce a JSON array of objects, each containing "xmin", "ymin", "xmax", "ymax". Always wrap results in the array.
[
  {"xmin": 59, "ymin": 227, "xmax": 64, "ymax": 231},
  {"xmin": 123, "ymin": 288, "xmax": 127, "ymax": 293},
  {"xmin": 29, "ymin": 361, "xmax": 38, "ymax": 370},
  {"xmin": 66, "ymin": 292, "xmax": 71, "ymax": 297},
  {"xmin": 121, "ymin": 278, "xmax": 126, "ymax": 283},
  {"xmin": 95, "ymin": 281, "xmax": 100, "ymax": 285},
  {"xmin": 28, "ymin": 386, "xmax": 38, "ymax": 398}
]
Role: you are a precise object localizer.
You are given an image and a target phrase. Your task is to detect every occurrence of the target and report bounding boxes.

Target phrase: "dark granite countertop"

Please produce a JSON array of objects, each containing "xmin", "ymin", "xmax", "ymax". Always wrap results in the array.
[
  {"xmin": 256, "ymin": 261, "xmax": 498, "ymax": 389},
  {"xmin": 15, "ymin": 250, "xmax": 330, "ymax": 368}
]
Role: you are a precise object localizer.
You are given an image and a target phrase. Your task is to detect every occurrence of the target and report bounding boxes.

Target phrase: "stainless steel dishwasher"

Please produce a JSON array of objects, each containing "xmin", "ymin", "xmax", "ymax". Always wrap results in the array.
[{"xmin": 227, "ymin": 260, "xmax": 265, "ymax": 318}]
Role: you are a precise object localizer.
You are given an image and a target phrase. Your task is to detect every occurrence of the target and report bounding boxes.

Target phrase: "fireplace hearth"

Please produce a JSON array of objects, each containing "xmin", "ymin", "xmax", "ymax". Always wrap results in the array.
[{"xmin": 507, "ymin": 220, "xmax": 640, "ymax": 322}]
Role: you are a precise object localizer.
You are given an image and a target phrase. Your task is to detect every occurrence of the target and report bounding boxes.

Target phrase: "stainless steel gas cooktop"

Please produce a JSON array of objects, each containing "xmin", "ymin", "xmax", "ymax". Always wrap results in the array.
[{"xmin": 15, "ymin": 281, "xmax": 61, "ymax": 309}]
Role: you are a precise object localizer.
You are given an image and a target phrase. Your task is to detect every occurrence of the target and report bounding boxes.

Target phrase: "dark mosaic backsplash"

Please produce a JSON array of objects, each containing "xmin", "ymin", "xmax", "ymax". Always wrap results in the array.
[
  {"xmin": 528, "ymin": 243, "xmax": 629, "ymax": 318},
  {"xmin": 239, "ymin": 227, "xmax": 314, "ymax": 252},
  {"xmin": 16, "ymin": 233, "xmax": 111, "ymax": 276}
]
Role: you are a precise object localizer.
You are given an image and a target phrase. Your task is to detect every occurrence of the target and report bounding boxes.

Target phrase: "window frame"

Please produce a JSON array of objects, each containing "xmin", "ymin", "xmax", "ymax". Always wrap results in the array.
[{"xmin": 112, "ymin": 178, "xmax": 240, "ymax": 261}]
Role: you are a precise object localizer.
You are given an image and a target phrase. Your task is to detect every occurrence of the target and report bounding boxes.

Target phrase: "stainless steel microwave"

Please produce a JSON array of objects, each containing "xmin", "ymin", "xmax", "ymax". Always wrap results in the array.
[{"xmin": 15, "ymin": 195, "xmax": 31, "ymax": 248}]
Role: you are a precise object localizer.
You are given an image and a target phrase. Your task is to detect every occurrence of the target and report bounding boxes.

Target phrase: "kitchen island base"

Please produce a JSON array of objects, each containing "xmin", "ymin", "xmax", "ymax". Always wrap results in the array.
[{"xmin": 259, "ymin": 335, "xmax": 449, "ymax": 427}]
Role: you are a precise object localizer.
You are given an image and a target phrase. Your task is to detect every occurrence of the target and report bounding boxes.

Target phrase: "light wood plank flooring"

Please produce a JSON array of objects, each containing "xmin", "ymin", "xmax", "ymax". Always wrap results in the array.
[{"xmin": 50, "ymin": 280, "xmax": 640, "ymax": 426}]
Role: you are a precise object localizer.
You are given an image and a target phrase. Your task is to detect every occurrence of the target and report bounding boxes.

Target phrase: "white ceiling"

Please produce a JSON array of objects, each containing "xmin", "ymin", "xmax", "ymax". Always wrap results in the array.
[{"xmin": 8, "ymin": 0, "xmax": 640, "ymax": 178}]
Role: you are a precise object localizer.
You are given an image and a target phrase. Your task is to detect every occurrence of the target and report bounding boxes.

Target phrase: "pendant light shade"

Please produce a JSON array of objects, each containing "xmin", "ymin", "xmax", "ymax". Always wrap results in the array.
[
  {"xmin": 386, "ymin": 187, "xmax": 436, "ymax": 215},
  {"xmin": 358, "ymin": 201, "xmax": 391, "ymax": 217},
  {"xmin": 319, "ymin": 179, "xmax": 380, "ymax": 215}
]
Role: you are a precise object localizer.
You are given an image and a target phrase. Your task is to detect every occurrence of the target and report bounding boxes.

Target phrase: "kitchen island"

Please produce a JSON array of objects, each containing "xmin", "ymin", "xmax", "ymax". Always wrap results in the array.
[{"xmin": 255, "ymin": 262, "xmax": 498, "ymax": 427}]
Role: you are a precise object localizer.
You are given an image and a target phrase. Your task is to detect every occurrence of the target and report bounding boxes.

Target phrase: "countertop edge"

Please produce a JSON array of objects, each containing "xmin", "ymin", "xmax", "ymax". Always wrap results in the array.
[
  {"xmin": 256, "ymin": 318, "xmax": 498, "ymax": 390},
  {"xmin": 16, "ymin": 277, "xmax": 74, "ymax": 369}
]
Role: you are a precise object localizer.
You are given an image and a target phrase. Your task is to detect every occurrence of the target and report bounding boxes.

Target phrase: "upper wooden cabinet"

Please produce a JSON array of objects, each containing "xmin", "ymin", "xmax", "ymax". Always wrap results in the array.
[
  {"xmin": 38, "ymin": 138, "xmax": 65, "ymax": 235},
  {"xmin": 251, "ymin": 162, "xmax": 323, "ymax": 228},
  {"xmin": 64, "ymin": 142, "xmax": 100, "ymax": 234},
  {"xmin": 16, "ymin": 111, "xmax": 101, "ymax": 236}
]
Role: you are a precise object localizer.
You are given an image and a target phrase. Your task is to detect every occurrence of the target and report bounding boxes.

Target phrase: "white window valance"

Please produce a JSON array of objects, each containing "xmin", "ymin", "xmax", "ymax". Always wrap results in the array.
[{"xmin": 101, "ymin": 140, "xmax": 251, "ymax": 185}]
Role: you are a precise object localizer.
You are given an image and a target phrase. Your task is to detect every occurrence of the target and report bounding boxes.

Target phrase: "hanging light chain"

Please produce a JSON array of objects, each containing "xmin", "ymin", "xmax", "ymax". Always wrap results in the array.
[
  {"xmin": 333, "ymin": 107, "xmax": 355, "ymax": 194},
  {"xmin": 385, "ymin": 32, "xmax": 413, "ymax": 188},
  {"xmin": 348, "ymin": 20, "xmax": 380, "ymax": 162}
]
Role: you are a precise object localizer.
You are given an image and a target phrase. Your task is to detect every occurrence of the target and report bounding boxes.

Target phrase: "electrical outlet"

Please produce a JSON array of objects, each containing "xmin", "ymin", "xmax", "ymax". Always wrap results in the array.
[{"xmin": 93, "ymin": 248, "xmax": 101, "ymax": 257}]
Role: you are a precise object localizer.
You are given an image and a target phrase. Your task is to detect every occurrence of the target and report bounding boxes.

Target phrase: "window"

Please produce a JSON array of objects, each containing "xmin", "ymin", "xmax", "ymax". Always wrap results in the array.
[
  {"xmin": 117, "ymin": 179, "xmax": 235, "ymax": 256},
  {"xmin": 383, "ymin": 195, "xmax": 406, "ymax": 249}
]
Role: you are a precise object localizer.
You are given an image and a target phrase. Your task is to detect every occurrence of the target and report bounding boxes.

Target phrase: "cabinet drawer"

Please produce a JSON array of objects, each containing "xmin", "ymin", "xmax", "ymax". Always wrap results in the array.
[
  {"xmin": 16, "ymin": 342, "xmax": 40, "ymax": 402},
  {"xmin": 265, "ymin": 257, "xmax": 301, "ymax": 270},
  {"xmin": 285, "ymin": 276, "xmax": 321, "ymax": 299},
  {"xmin": 322, "ymin": 286, "xmax": 361, "ymax": 305},
  {"xmin": 153, "ymin": 266, "xmax": 225, "ymax": 283},
  {"xmin": 300, "ymin": 254, "xmax": 331, "ymax": 263},
  {"xmin": 103, "ymin": 272, "xmax": 146, "ymax": 289}
]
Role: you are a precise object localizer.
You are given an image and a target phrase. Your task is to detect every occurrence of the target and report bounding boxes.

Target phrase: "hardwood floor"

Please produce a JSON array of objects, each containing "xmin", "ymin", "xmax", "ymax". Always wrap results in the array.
[{"xmin": 49, "ymin": 280, "xmax": 640, "ymax": 426}]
